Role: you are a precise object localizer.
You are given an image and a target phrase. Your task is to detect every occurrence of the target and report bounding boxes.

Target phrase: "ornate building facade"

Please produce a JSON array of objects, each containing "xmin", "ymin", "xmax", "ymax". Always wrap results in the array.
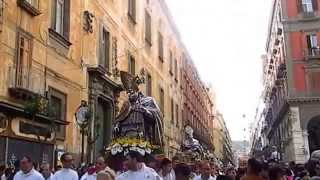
[{"xmin": 259, "ymin": 0, "xmax": 320, "ymax": 163}]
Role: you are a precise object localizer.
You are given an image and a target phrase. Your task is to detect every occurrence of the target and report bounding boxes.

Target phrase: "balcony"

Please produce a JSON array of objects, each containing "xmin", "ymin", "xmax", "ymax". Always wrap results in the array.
[
  {"xmin": 8, "ymin": 65, "xmax": 45, "ymax": 101},
  {"xmin": 305, "ymin": 48, "xmax": 320, "ymax": 60}
]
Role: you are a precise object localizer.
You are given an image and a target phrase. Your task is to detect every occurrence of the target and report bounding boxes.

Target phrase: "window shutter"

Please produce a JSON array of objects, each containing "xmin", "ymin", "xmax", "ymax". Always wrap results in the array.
[
  {"xmin": 63, "ymin": 0, "xmax": 70, "ymax": 39},
  {"xmin": 297, "ymin": 0, "xmax": 302, "ymax": 13},
  {"xmin": 313, "ymin": 0, "xmax": 318, "ymax": 10},
  {"xmin": 307, "ymin": 35, "xmax": 312, "ymax": 49},
  {"xmin": 132, "ymin": 0, "xmax": 136, "ymax": 21},
  {"xmin": 99, "ymin": 26, "xmax": 104, "ymax": 67},
  {"xmin": 51, "ymin": 0, "xmax": 57, "ymax": 29}
]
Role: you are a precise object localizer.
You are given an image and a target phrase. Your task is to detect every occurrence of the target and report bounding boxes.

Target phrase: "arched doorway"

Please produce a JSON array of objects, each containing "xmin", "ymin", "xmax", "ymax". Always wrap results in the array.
[{"xmin": 308, "ymin": 116, "xmax": 320, "ymax": 153}]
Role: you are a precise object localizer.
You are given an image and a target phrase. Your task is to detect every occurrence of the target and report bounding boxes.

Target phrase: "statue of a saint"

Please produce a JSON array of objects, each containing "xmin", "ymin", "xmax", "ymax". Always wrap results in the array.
[{"xmin": 113, "ymin": 71, "xmax": 163, "ymax": 147}]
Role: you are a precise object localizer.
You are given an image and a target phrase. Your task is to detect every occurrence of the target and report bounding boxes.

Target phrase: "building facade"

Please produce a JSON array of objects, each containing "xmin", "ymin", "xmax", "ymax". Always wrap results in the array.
[
  {"xmin": 0, "ymin": 0, "xmax": 217, "ymax": 164},
  {"xmin": 181, "ymin": 57, "xmax": 215, "ymax": 151},
  {"xmin": 261, "ymin": 0, "xmax": 320, "ymax": 163},
  {"xmin": 212, "ymin": 112, "xmax": 234, "ymax": 165}
]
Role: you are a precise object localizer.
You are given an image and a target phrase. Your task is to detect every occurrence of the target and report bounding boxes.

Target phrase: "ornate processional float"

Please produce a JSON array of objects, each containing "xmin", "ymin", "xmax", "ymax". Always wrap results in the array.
[{"xmin": 105, "ymin": 70, "xmax": 164, "ymax": 171}]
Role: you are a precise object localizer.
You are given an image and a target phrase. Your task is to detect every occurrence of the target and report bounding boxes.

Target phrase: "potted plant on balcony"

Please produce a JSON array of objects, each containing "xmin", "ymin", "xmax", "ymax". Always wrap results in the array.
[{"xmin": 24, "ymin": 95, "xmax": 53, "ymax": 141}]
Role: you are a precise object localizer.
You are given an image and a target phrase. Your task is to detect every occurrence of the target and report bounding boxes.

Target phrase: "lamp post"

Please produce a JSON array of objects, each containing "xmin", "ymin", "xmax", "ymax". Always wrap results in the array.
[{"xmin": 75, "ymin": 100, "xmax": 90, "ymax": 163}]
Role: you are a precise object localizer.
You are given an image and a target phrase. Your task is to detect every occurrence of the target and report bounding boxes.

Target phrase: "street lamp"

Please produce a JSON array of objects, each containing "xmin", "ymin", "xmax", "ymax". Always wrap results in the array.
[{"xmin": 75, "ymin": 100, "xmax": 90, "ymax": 163}]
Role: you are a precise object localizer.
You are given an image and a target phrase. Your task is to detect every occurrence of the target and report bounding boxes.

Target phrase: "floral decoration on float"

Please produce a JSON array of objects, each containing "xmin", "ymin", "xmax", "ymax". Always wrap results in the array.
[{"xmin": 106, "ymin": 137, "xmax": 160, "ymax": 156}]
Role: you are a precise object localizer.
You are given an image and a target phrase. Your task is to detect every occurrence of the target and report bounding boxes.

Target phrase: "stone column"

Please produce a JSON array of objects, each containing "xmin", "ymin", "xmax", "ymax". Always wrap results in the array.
[
  {"xmin": 302, "ymin": 130, "xmax": 310, "ymax": 161},
  {"xmin": 290, "ymin": 107, "xmax": 306, "ymax": 163}
]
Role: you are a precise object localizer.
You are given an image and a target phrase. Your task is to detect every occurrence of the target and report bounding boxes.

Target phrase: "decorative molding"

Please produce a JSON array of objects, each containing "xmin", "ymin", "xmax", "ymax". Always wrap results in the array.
[{"xmin": 17, "ymin": 0, "xmax": 41, "ymax": 16}]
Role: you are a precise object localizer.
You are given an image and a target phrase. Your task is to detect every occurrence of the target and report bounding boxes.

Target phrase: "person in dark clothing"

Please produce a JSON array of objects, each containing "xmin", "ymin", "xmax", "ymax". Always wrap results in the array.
[{"xmin": 7, "ymin": 160, "xmax": 20, "ymax": 180}]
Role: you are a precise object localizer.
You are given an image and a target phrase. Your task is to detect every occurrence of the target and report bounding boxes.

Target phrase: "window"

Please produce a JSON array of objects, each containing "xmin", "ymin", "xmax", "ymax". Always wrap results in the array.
[
  {"xmin": 176, "ymin": 104, "xmax": 179, "ymax": 127},
  {"xmin": 146, "ymin": 73, "xmax": 152, "ymax": 96},
  {"xmin": 158, "ymin": 32, "xmax": 164, "ymax": 61},
  {"xmin": 51, "ymin": 0, "xmax": 70, "ymax": 39},
  {"xmin": 128, "ymin": 0, "xmax": 136, "ymax": 23},
  {"xmin": 300, "ymin": 0, "xmax": 318, "ymax": 13},
  {"xmin": 169, "ymin": 51, "xmax": 173, "ymax": 75},
  {"xmin": 128, "ymin": 53, "xmax": 135, "ymax": 75},
  {"xmin": 171, "ymin": 99, "xmax": 174, "ymax": 124},
  {"xmin": 159, "ymin": 88, "xmax": 164, "ymax": 114},
  {"xmin": 145, "ymin": 11, "xmax": 152, "ymax": 45},
  {"xmin": 16, "ymin": 31, "xmax": 32, "ymax": 88},
  {"xmin": 307, "ymin": 34, "xmax": 318, "ymax": 56},
  {"xmin": 308, "ymin": 72, "xmax": 320, "ymax": 91},
  {"xmin": 49, "ymin": 88, "xmax": 66, "ymax": 139},
  {"xmin": 100, "ymin": 28, "xmax": 110, "ymax": 71}
]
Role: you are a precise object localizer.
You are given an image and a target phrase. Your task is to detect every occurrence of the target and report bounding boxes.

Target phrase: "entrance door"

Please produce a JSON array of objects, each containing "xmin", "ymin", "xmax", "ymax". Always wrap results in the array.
[
  {"xmin": 95, "ymin": 98, "xmax": 113, "ymax": 156},
  {"xmin": 308, "ymin": 117, "xmax": 320, "ymax": 153}
]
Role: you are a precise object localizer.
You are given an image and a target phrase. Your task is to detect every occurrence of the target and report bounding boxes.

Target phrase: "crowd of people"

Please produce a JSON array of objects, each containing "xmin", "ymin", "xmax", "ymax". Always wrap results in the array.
[{"xmin": 0, "ymin": 151, "xmax": 320, "ymax": 180}]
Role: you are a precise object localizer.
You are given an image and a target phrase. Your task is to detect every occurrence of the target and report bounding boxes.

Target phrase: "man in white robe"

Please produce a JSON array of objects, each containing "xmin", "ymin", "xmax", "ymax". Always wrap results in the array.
[
  {"xmin": 52, "ymin": 153, "xmax": 78, "ymax": 180},
  {"xmin": 13, "ymin": 156, "xmax": 44, "ymax": 180},
  {"xmin": 116, "ymin": 151, "xmax": 162, "ymax": 180}
]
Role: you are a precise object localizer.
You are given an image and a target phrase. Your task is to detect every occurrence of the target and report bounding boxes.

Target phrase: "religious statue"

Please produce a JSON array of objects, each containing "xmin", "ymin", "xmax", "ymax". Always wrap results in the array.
[
  {"xmin": 113, "ymin": 71, "xmax": 164, "ymax": 147},
  {"xmin": 182, "ymin": 126, "xmax": 204, "ymax": 156}
]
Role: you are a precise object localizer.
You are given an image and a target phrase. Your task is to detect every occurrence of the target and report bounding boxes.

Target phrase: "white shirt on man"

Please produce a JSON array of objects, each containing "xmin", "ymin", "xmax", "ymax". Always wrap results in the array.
[
  {"xmin": 193, "ymin": 175, "xmax": 216, "ymax": 180},
  {"xmin": 116, "ymin": 163, "xmax": 162, "ymax": 180},
  {"xmin": 13, "ymin": 169, "xmax": 44, "ymax": 180},
  {"xmin": 80, "ymin": 172, "xmax": 97, "ymax": 180},
  {"xmin": 52, "ymin": 168, "xmax": 78, "ymax": 180}
]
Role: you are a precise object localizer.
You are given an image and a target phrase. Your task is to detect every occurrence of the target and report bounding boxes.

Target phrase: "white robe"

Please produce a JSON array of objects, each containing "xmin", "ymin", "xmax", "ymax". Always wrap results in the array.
[
  {"xmin": 80, "ymin": 172, "xmax": 97, "ymax": 180},
  {"xmin": 116, "ymin": 163, "xmax": 162, "ymax": 180},
  {"xmin": 193, "ymin": 175, "xmax": 216, "ymax": 180},
  {"xmin": 13, "ymin": 169, "xmax": 44, "ymax": 180},
  {"xmin": 52, "ymin": 168, "xmax": 78, "ymax": 180}
]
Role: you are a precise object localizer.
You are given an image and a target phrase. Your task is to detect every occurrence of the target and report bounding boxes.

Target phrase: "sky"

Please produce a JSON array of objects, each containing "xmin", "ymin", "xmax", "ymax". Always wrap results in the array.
[{"xmin": 165, "ymin": 0, "xmax": 272, "ymax": 141}]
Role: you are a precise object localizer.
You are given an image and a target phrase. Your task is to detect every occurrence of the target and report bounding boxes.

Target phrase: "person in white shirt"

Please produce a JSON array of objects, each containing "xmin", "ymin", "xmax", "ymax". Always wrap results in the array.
[
  {"xmin": 193, "ymin": 161, "xmax": 216, "ymax": 180},
  {"xmin": 158, "ymin": 158, "xmax": 175, "ymax": 180},
  {"xmin": 40, "ymin": 163, "xmax": 53, "ymax": 180},
  {"xmin": 13, "ymin": 156, "xmax": 44, "ymax": 180},
  {"xmin": 116, "ymin": 151, "xmax": 162, "ymax": 180},
  {"xmin": 52, "ymin": 153, "xmax": 78, "ymax": 180}
]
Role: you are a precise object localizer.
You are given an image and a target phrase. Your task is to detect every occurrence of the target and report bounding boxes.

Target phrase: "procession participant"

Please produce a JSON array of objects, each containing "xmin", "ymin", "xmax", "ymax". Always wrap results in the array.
[
  {"xmin": 81, "ymin": 156, "xmax": 108, "ymax": 180},
  {"xmin": 158, "ymin": 158, "xmax": 175, "ymax": 180},
  {"xmin": 51, "ymin": 153, "xmax": 78, "ymax": 180},
  {"xmin": 13, "ymin": 156, "xmax": 44, "ymax": 180},
  {"xmin": 225, "ymin": 167, "xmax": 236, "ymax": 180},
  {"xmin": 268, "ymin": 167, "xmax": 286, "ymax": 180},
  {"xmin": 115, "ymin": 151, "xmax": 162, "ymax": 180},
  {"xmin": 96, "ymin": 156, "xmax": 116, "ymax": 180},
  {"xmin": 40, "ymin": 163, "xmax": 53, "ymax": 180},
  {"xmin": 193, "ymin": 161, "xmax": 216, "ymax": 180},
  {"xmin": 174, "ymin": 163, "xmax": 192, "ymax": 180}
]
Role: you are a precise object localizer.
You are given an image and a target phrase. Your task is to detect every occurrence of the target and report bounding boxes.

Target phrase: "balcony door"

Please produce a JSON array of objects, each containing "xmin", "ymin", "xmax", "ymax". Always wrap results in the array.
[{"xmin": 308, "ymin": 116, "xmax": 320, "ymax": 153}]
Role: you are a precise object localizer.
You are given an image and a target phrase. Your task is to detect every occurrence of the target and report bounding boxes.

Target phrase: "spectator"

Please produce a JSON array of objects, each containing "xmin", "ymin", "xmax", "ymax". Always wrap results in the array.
[
  {"xmin": 158, "ymin": 158, "xmax": 175, "ymax": 180},
  {"xmin": 174, "ymin": 163, "xmax": 191, "ymax": 180},
  {"xmin": 0, "ymin": 165, "xmax": 6, "ymax": 180},
  {"xmin": 225, "ymin": 167, "xmax": 236, "ymax": 180},
  {"xmin": 13, "ymin": 156, "xmax": 44, "ymax": 180},
  {"xmin": 40, "ymin": 163, "xmax": 53, "ymax": 180},
  {"xmin": 51, "ymin": 153, "xmax": 78, "ymax": 180},
  {"xmin": 241, "ymin": 158, "xmax": 263, "ymax": 180},
  {"xmin": 7, "ymin": 160, "xmax": 20, "ymax": 180},
  {"xmin": 305, "ymin": 159, "xmax": 320, "ymax": 179},
  {"xmin": 268, "ymin": 167, "xmax": 286, "ymax": 180},
  {"xmin": 193, "ymin": 161, "xmax": 216, "ymax": 180}
]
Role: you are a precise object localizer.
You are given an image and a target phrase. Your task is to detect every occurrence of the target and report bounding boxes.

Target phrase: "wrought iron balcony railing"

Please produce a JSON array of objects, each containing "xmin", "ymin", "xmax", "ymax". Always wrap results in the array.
[{"xmin": 305, "ymin": 48, "xmax": 320, "ymax": 60}]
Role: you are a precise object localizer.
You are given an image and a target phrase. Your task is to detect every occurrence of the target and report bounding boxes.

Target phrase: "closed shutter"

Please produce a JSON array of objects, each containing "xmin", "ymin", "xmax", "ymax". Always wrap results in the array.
[
  {"xmin": 63, "ymin": 0, "xmax": 70, "ymax": 39},
  {"xmin": 310, "ymin": 72, "xmax": 320, "ymax": 90},
  {"xmin": 297, "ymin": 0, "xmax": 302, "ymax": 13},
  {"xmin": 145, "ymin": 11, "xmax": 152, "ymax": 45},
  {"xmin": 313, "ymin": 0, "xmax": 318, "ymax": 10},
  {"xmin": 307, "ymin": 35, "xmax": 312, "ymax": 49}
]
